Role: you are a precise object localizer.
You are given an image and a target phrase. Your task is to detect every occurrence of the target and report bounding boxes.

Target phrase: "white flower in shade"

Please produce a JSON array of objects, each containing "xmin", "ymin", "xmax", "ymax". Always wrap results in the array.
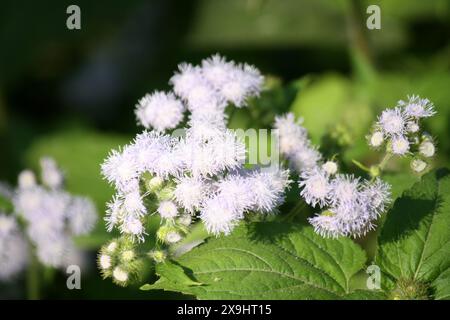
[
  {"xmin": 419, "ymin": 140, "xmax": 435, "ymax": 157},
  {"xmin": 40, "ymin": 157, "xmax": 64, "ymax": 189},
  {"xmin": 369, "ymin": 131, "xmax": 384, "ymax": 147},
  {"xmin": 178, "ymin": 214, "xmax": 192, "ymax": 226},
  {"xmin": 308, "ymin": 213, "xmax": 340, "ymax": 238},
  {"xmin": 411, "ymin": 159, "xmax": 427, "ymax": 173},
  {"xmin": 113, "ymin": 267, "xmax": 128, "ymax": 283},
  {"xmin": 101, "ymin": 148, "xmax": 138, "ymax": 192},
  {"xmin": 274, "ymin": 113, "xmax": 307, "ymax": 156},
  {"xmin": 361, "ymin": 178, "xmax": 391, "ymax": 219},
  {"xmin": 135, "ymin": 91, "xmax": 185, "ymax": 132},
  {"xmin": 170, "ymin": 63, "xmax": 204, "ymax": 101},
  {"xmin": 378, "ymin": 108, "xmax": 407, "ymax": 136},
  {"xmin": 67, "ymin": 196, "xmax": 97, "ymax": 235},
  {"xmin": 121, "ymin": 215, "xmax": 145, "ymax": 242},
  {"xmin": 174, "ymin": 176, "xmax": 208, "ymax": 213},
  {"xmin": 157, "ymin": 201, "xmax": 178, "ymax": 219},
  {"xmin": 322, "ymin": 161, "xmax": 338, "ymax": 175},
  {"xmin": 391, "ymin": 136, "xmax": 410, "ymax": 155},
  {"xmin": 0, "ymin": 216, "xmax": 28, "ymax": 280},
  {"xmin": 248, "ymin": 169, "xmax": 291, "ymax": 213},
  {"xmin": 165, "ymin": 231, "xmax": 182, "ymax": 243},
  {"xmin": 123, "ymin": 190, "xmax": 147, "ymax": 217},
  {"xmin": 18, "ymin": 170, "xmax": 36, "ymax": 189},
  {"xmin": 406, "ymin": 121, "xmax": 419, "ymax": 133},
  {"xmin": 200, "ymin": 195, "xmax": 241, "ymax": 236},
  {"xmin": 35, "ymin": 236, "xmax": 70, "ymax": 268},
  {"xmin": 299, "ymin": 168, "xmax": 331, "ymax": 207},
  {"xmin": 201, "ymin": 54, "xmax": 235, "ymax": 88},
  {"xmin": 291, "ymin": 146, "xmax": 321, "ymax": 172},
  {"xmin": 330, "ymin": 174, "xmax": 360, "ymax": 207},
  {"xmin": 0, "ymin": 214, "xmax": 18, "ymax": 237},
  {"xmin": 399, "ymin": 95, "xmax": 436, "ymax": 118},
  {"xmin": 99, "ymin": 254, "xmax": 111, "ymax": 270}
]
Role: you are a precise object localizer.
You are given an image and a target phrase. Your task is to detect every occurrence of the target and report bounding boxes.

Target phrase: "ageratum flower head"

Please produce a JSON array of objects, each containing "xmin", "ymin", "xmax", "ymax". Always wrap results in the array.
[{"xmin": 99, "ymin": 55, "xmax": 292, "ymax": 286}]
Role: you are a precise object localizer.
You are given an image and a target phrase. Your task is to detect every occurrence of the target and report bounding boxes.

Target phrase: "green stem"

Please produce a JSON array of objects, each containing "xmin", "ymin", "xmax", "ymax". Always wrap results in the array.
[
  {"xmin": 26, "ymin": 246, "xmax": 40, "ymax": 300},
  {"xmin": 369, "ymin": 152, "xmax": 393, "ymax": 181},
  {"xmin": 378, "ymin": 153, "xmax": 392, "ymax": 172}
]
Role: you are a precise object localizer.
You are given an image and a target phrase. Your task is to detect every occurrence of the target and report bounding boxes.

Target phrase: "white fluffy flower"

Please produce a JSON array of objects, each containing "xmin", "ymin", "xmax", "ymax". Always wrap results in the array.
[
  {"xmin": 0, "ymin": 214, "xmax": 28, "ymax": 280},
  {"xmin": 135, "ymin": 91, "xmax": 185, "ymax": 131},
  {"xmin": 308, "ymin": 213, "xmax": 341, "ymax": 238},
  {"xmin": 40, "ymin": 157, "xmax": 64, "ymax": 189},
  {"xmin": 299, "ymin": 168, "xmax": 331, "ymax": 207},
  {"xmin": 406, "ymin": 121, "xmax": 419, "ymax": 133},
  {"xmin": 330, "ymin": 174, "xmax": 360, "ymax": 207},
  {"xmin": 130, "ymin": 131, "xmax": 182, "ymax": 179},
  {"xmin": 157, "ymin": 201, "xmax": 178, "ymax": 219},
  {"xmin": 121, "ymin": 215, "xmax": 145, "ymax": 242},
  {"xmin": 18, "ymin": 170, "xmax": 36, "ymax": 189},
  {"xmin": 170, "ymin": 63, "xmax": 204, "ymax": 101},
  {"xmin": 67, "ymin": 196, "xmax": 97, "ymax": 235},
  {"xmin": 216, "ymin": 175, "xmax": 253, "ymax": 212},
  {"xmin": 247, "ymin": 169, "xmax": 291, "ymax": 213},
  {"xmin": 113, "ymin": 267, "xmax": 128, "ymax": 283},
  {"xmin": 174, "ymin": 176, "xmax": 208, "ymax": 213},
  {"xmin": 419, "ymin": 140, "xmax": 435, "ymax": 157},
  {"xmin": 369, "ymin": 131, "xmax": 384, "ymax": 148},
  {"xmin": 99, "ymin": 254, "xmax": 111, "ymax": 270},
  {"xmin": 274, "ymin": 113, "xmax": 307, "ymax": 156},
  {"xmin": 219, "ymin": 64, "xmax": 263, "ymax": 107},
  {"xmin": 411, "ymin": 159, "xmax": 427, "ymax": 173},
  {"xmin": 399, "ymin": 95, "xmax": 436, "ymax": 118},
  {"xmin": 322, "ymin": 161, "xmax": 338, "ymax": 175},
  {"xmin": 361, "ymin": 178, "xmax": 391, "ymax": 219},
  {"xmin": 274, "ymin": 113, "xmax": 320, "ymax": 172},
  {"xmin": 101, "ymin": 148, "xmax": 138, "ymax": 192},
  {"xmin": 200, "ymin": 195, "xmax": 242, "ymax": 236},
  {"xmin": 391, "ymin": 136, "xmax": 410, "ymax": 155},
  {"xmin": 104, "ymin": 195, "xmax": 123, "ymax": 232},
  {"xmin": 201, "ymin": 54, "xmax": 236, "ymax": 88},
  {"xmin": 35, "ymin": 235, "xmax": 71, "ymax": 268},
  {"xmin": 211, "ymin": 130, "xmax": 247, "ymax": 172},
  {"xmin": 378, "ymin": 108, "xmax": 407, "ymax": 136},
  {"xmin": 123, "ymin": 190, "xmax": 147, "ymax": 217},
  {"xmin": 165, "ymin": 231, "xmax": 182, "ymax": 243}
]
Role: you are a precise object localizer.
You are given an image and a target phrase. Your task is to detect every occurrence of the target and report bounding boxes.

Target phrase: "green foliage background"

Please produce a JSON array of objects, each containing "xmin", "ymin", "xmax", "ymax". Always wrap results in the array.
[{"xmin": 0, "ymin": 0, "xmax": 448, "ymax": 299}]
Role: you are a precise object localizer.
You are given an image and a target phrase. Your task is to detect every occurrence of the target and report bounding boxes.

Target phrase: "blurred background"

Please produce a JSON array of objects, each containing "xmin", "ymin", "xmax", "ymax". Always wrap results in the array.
[{"xmin": 0, "ymin": 0, "xmax": 449, "ymax": 299}]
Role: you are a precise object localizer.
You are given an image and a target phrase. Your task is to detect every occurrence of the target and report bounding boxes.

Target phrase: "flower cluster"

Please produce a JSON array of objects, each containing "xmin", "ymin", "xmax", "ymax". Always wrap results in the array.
[
  {"xmin": 368, "ymin": 95, "xmax": 437, "ymax": 173},
  {"xmin": 300, "ymin": 169, "xmax": 390, "ymax": 238},
  {"xmin": 275, "ymin": 111, "xmax": 391, "ymax": 238},
  {"xmin": 100, "ymin": 55, "xmax": 290, "ymax": 283},
  {"xmin": 10, "ymin": 157, "xmax": 97, "ymax": 269}
]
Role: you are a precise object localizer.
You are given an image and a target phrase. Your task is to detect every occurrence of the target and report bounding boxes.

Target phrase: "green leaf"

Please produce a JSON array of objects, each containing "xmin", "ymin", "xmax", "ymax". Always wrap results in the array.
[
  {"xmin": 141, "ymin": 260, "xmax": 202, "ymax": 289},
  {"xmin": 142, "ymin": 222, "xmax": 383, "ymax": 299},
  {"xmin": 376, "ymin": 168, "xmax": 450, "ymax": 299}
]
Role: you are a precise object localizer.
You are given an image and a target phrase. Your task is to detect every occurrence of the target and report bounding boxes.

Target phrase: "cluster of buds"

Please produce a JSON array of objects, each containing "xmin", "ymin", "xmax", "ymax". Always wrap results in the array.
[{"xmin": 367, "ymin": 95, "xmax": 437, "ymax": 174}]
